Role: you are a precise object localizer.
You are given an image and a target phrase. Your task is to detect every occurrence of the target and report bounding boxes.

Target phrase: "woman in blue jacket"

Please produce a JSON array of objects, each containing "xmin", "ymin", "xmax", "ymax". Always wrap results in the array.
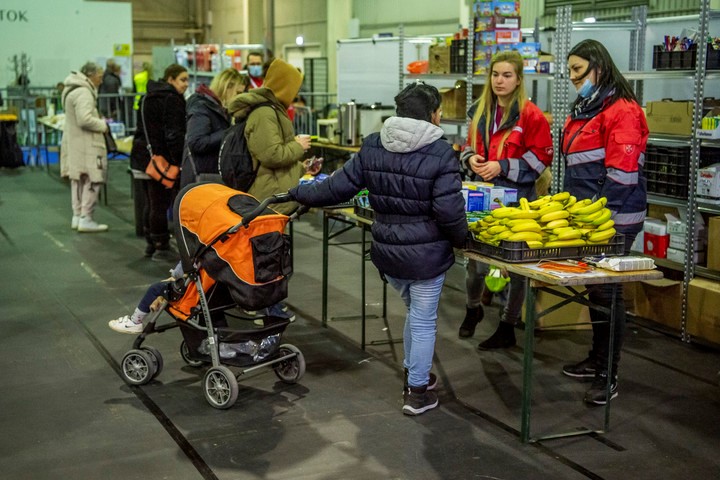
[{"xmin": 289, "ymin": 83, "xmax": 467, "ymax": 416}]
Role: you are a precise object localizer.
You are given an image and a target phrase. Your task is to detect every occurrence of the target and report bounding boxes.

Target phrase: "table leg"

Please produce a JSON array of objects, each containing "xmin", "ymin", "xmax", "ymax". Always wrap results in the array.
[
  {"xmin": 604, "ymin": 283, "xmax": 618, "ymax": 431},
  {"xmin": 322, "ymin": 211, "xmax": 329, "ymax": 328},
  {"xmin": 520, "ymin": 280, "xmax": 538, "ymax": 443},
  {"xmin": 361, "ymin": 226, "xmax": 367, "ymax": 350}
]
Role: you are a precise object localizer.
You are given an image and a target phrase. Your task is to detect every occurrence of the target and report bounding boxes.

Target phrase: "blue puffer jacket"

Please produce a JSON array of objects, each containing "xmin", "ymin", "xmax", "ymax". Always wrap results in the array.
[{"xmin": 290, "ymin": 116, "xmax": 467, "ymax": 280}]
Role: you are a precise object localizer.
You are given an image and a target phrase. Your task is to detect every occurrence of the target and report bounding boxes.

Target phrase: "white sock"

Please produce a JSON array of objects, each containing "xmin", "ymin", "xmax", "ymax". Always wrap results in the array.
[{"xmin": 130, "ymin": 308, "xmax": 147, "ymax": 324}]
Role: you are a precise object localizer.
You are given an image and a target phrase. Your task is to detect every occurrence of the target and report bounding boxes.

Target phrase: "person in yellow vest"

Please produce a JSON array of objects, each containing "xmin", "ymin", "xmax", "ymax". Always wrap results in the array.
[{"xmin": 133, "ymin": 62, "xmax": 153, "ymax": 110}]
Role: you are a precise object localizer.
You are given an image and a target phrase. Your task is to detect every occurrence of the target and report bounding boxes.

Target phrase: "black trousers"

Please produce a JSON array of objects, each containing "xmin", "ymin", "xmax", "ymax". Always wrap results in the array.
[
  {"xmin": 588, "ymin": 232, "xmax": 638, "ymax": 376},
  {"xmin": 141, "ymin": 179, "xmax": 176, "ymax": 246}
]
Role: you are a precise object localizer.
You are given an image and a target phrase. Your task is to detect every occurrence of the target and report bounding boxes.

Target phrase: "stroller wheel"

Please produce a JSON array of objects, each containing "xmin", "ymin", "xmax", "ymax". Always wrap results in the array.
[
  {"xmin": 273, "ymin": 344, "xmax": 305, "ymax": 384},
  {"xmin": 180, "ymin": 341, "xmax": 204, "ymax": 368},
  {"xmin": 203, "ymin": 366, "xmax": 239, "ymax": 409},
  {"xmin": 121, "ymin": 349, "xmax": 157, "ymax": 385},
  {"xmin": 141, "ymin": 346, "xmax": 164, "ymax": 379}
]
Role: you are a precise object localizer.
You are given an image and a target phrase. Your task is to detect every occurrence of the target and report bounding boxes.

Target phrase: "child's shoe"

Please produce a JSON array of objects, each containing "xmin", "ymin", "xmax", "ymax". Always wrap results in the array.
[{"xmin": 108, "ymin": 315, "xmax": 143, "ymax": 334}]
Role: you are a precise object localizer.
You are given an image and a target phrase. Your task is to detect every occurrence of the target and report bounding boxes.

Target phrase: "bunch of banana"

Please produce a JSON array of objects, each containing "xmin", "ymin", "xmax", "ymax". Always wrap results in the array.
[{"xmin": 467, "ymin": 192, "xmax": 618, "ymax": 248}]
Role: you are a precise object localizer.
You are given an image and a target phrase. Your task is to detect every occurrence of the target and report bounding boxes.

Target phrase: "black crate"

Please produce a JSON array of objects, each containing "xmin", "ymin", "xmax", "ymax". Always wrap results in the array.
[
  {"xmin": 465, "ymin": 234, "xmax": 625, "ymax": 263},
  {"xmin": 652, "ymin": 43, "xmax": 720, "ymax": 71},
  {"xmin": 353, "ymin": 204, "xmax": 375, "ymax": 221},
  {"xmin": 644, "ymin": 143, "xmax": 690, "ymax": 199},
  {"xmin": 450, "ymin": 39, "xmax": 468, "ymax": 74}
]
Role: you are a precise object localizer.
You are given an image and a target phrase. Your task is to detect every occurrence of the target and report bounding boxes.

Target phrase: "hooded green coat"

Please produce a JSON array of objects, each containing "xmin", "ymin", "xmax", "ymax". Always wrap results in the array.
[{"xmin": 228, "ymin": 88, "xmax": 304, "ymax": 214}]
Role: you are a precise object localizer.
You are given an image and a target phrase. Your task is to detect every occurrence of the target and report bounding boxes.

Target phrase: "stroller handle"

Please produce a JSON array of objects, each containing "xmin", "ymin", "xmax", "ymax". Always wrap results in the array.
[{"xmin": 229, "ymin": 193, "xmax": 294, "ymax": 233}]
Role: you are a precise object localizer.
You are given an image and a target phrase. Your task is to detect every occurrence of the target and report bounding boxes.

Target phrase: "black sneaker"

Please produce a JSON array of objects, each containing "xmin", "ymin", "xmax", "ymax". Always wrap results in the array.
[
  {"xmin": 402, "ymin": 386, "xmax": 439, "ymax": 416},
  {"xmin": 562, "ymin": 357, "xmax": 597, "ymax": 379},
  {"xmin": 477, "ymin": 321, "xmax": 516, "ymax": 350},
  {"xmin": 584, "ymin": 373, "xmax": 618, "ymax": 405},
  {"xmin": 403, "ymin": 369, "xmax": 437, "ymax": 391},
  {"xmin": 144, "ymin": 243, "xmax": 156, "ymax": 257}
]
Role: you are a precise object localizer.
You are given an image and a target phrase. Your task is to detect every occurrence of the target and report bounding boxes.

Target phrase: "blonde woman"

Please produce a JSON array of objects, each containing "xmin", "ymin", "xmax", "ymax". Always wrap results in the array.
[
  {"xmin": 180, "ymin": 68, "xmax": 249, "ymax": 187},
  {"xmin": 459, "ymin": 51, "xmax": 553, "ymax": 349}
]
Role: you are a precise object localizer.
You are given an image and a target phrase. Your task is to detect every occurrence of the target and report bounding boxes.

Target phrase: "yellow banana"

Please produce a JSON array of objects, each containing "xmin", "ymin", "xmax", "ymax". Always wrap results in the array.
[
  {"xmin": 544, "ymin": 239, "xmax": 587, "ymax": 248},
  {"xmin": 526, "ymin": 241, "xmax": 544, "ymax": 249},
  {"xmin": 551, "ymin": 191, "xmax": 570, "ymax": 202},
  {"xmin": 487, "ymin": 225, "xmax": 509, "ymax": 235},
  {"xmin": 596, "ymin": 219, "xmax": 615, "ymax": 231},
  {"xmin": 573, "ymin": 197, "xmax": 608, "ymax": 216},
  {"xmin": 508, "ymin": 209, "xmax": 541, "ymax": 220},
  {"xmin": 511, "ymin": 222, "xmax": 542, "ymax": 233},
  {"xmin": 556, "ymin": 228, "xmax": 583, "ymax": 241},
  {"xmin": 519, "ymin": 197, "xmax": 530, "ymax": 211},
  {"xmin": 568, "ymin": 198, "xmax": 593, "ymax": 214},
  {"xmin": 528, "ymin": 195, "xmax": 552, "ymax": 209},
  {"xmin": 564, "ymin": 195, "xmax": 577, "ymax": 208},
  {"xmin": 537, "ymin": 201, "xmax": 564, "ymax": 217},
  {"xmin": 574, "ymin": 208, "xmax": 605, "ymax": 224},
  {"xmin": 540, "ymin": 209, "xmax": 570, "ymax": 223},
  {"xmin": 544, "ymin": 219, "xmax": 570, "ymax": 230},
  {"xmin": 591, "ymin": 208, "xmax": 613, "ymax": 226},
  {"xmin": 491, "ymin": 207, "xmax": 521, "ymax": 219},
  {"xmin": 587, "ymin": 227, "xmax": 616, "ymax": 243},
  {"xmin": 495, "ymin": 230, "xmax": 514, "ymax": 241},
  {"xmin": 508, "ymin": 231, "xmax": 543, "ymax": 242}
]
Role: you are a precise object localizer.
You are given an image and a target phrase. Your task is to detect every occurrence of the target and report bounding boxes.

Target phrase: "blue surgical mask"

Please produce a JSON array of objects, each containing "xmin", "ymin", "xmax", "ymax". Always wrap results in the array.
[
  {"xmin": 577, "ymin": 78, "xmax": 595, "ymax": 98},
  {"xmin": 248, "ymin": 65, "xmax": 263, "ymax": 78}
]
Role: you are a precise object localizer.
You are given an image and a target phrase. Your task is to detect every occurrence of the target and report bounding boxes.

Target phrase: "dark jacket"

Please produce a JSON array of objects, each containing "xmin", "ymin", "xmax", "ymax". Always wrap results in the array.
[
  {"xmin": 130, "ymin": 80, "xmax": 186, "ymax": 172},
  {"xmin": 290, "ymin": 116, "xmax": 467, "ymax": 280},
  {"xmin": 179, "ymin": 86, "xmax": 230, "ymax": 188},
  {"xmin": 98, "ymin": 71, "xmax": 122, "ymax": 117}
]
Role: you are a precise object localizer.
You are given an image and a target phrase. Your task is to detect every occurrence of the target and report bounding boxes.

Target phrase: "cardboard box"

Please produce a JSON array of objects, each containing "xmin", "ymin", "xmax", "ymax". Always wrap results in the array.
[
  {"xmin": 669, "ymin": 233, "xmax": 706, "ymax": 250},
  {"xmin": 462, "ymin": 189, "xmax": 485, "ymax": 211},
  {"xmin": 537, "ymin": 54, "xmax": 554, "ymax": 74},
  {"xmin": 493, "ymin": 0, "xmax": 520, "ymax": 16},
  {"xmin": 645, "ymin": 100, "xmax": 694, "ymax": 136},
  {"xmin": 438, "ymin": 80, "xmax": 482, "ymax": 120},
  {"xmin": 687, "ymin": 278, "xmax": 720, "ymax": 345},
  {"xmin": 521, "ymin": 286, "xmax": 591, "ymax": 330},
  {"xmin": 667, "ymin": 247, "xmax": 705, "ymax": 264},
  {"xmin": 644, "ymin": 232, "xmax": 669, "ymax": 258},
  {"xmin": 697, "ymin": 163, "xmax": 720, "ymax": 199},
  {"xmin": 629, "ymin": 279, "xmax": 683, "ymax": 331},
  {"xmin": 475, "ymin": 15, "xmax": 520, "ymax": 31},
  {"xmin": 707, "ymin": 216, "xmax": 720, "ymax": 270},
  {"xmin": 495, "ymin": 29, "xmax": 522, "ymax": 44},
  {"xmin": 429, "ymin": 44, "xmax": 451, "ymax": 74}
]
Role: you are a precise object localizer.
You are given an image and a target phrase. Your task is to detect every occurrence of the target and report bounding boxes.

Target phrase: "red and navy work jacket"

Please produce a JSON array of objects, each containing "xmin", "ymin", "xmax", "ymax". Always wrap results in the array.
[
  {"xmin": 463, "ymin": 101, "xmax": 553, "ymax": 201},
  {"xmin": 561, "ymin": 98, "xmax": 648, "ymax": 233}
]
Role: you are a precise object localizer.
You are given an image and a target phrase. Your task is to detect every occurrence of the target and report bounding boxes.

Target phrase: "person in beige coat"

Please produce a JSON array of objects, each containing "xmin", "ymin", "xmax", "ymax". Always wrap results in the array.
[{"xmin": 61, "ymin": 62, "xmax": 110, "ymax": 232}]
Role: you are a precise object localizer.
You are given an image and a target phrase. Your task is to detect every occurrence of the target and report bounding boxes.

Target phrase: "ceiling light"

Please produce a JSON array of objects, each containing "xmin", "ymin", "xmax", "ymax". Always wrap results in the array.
[
  {"xmin": 583, "ymin": 16, "xmax": 597, "ymax": 23},
  {"xmin": 295, "ymin": 35, "xmax": 304, "ymax": 46}
]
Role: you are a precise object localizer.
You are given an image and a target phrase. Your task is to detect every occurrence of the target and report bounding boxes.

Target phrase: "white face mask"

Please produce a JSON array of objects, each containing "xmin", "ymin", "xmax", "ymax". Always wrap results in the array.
[{"xmin": 577, "ymin": 78, "xmax": 595, "ymax": 98}]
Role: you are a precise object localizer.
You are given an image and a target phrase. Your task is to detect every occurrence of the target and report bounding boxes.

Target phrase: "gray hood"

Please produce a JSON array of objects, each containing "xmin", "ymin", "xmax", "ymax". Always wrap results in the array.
[{"xmin": 380, "ymin": 116, "xmax": 444, "ymax": 153}]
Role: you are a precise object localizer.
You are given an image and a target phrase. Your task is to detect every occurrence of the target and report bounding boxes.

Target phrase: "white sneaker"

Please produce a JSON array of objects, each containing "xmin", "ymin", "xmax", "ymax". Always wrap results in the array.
[
  {"xmin": 78, "ymin": 217, "xmax": 108, "ymax": 233},
  {"xmin": 108, "ymin": 315, "xmax": 143, "ymax": 334},
  {"xmin": 71, "ymin": 215, "xmax": 80, "ymax": 230}
]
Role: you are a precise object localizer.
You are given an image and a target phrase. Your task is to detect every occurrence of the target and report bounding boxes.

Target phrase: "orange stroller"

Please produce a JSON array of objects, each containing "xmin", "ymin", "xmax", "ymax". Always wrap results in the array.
[{"xmin": 119, "ymin": 183, "xmax": 306, "ymax": 409}]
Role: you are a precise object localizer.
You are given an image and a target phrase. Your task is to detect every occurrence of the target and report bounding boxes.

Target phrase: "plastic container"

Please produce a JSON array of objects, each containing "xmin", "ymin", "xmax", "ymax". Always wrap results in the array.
[{"xmin": 465, "ymin": 234, "xmax": 625, "ymax": 263}]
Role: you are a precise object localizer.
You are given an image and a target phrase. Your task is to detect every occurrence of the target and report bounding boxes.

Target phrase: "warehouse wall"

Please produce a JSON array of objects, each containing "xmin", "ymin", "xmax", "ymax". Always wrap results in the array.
[{"xmin": 0, "ymin": 0, "xmax": 132, "ymax": 88}]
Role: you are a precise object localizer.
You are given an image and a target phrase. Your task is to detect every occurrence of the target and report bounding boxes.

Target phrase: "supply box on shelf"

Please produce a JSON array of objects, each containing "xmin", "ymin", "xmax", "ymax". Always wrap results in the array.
[
  {"xmin": 642, "ymin": 218, "xmax": 669, "ymax": 259},
  {"xmin": 707, "ymin": 216, "xmax": 720, "ymax": 271},
  {"xmin": 438, "ymin": 80, "xmax": 482, "ymax": 120},
  {"xmin": 428, "ymin": 44, "xmax": 451, "ymax": 74},
  {"xmin": 697, "ymin": 163, "xmax": 720, "ymax": 199},
  {"xmin": 645, "ymin": 100, "xmax": 694, "ymax": 136},
  {"xmin": 697, "ymin": 107, "xmax": 720, "ymax": 139}
]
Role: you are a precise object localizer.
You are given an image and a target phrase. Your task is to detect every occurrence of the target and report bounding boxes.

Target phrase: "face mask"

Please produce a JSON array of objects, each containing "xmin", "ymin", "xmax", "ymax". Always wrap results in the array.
[
  {"xmin": 577, "ymin": 78, "xmax": 595, "ymax": 98},
  {"xmin": 248, "ymin": 65, "xmax": 263, "ymax": 78}
]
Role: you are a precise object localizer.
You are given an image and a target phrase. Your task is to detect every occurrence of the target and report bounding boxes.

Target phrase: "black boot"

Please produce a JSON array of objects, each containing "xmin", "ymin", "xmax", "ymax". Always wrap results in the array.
[
  {"xmin": 459, "ymin": 306, "xmax": 484, "ymax": 338},
  {"xmin": 478, "ymin": 321, "xmax": 516, "ymax": 350},
  {"xmin": 402, "ymin": 385, "xmax": 439, "ymax": 416}
]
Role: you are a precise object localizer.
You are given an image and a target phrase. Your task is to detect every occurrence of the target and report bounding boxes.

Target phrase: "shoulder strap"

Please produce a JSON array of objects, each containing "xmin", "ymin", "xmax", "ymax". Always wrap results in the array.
[{"xmin": 140, "ymin": 95, "xmax": 154, "ymax": 156}]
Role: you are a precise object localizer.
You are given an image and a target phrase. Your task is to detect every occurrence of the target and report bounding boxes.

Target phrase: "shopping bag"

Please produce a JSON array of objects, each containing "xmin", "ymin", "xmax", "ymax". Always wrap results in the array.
[
  {"xmin": 145, "ymin": 154, "xmax": 179, "ymax": 188},
  {"xmin": 103, "ymin": 129, "xmax": 118, "ymax": 154}
]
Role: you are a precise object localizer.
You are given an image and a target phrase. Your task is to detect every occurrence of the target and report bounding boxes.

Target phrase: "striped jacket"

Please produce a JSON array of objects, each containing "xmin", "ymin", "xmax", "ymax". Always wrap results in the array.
[
  {"xmin": 462, "ymin": 101, "xmax": 553, "ymax": 201},
  {"xmin": 561, "ymin": 98, "xmax": 648, "ymax": 233}
]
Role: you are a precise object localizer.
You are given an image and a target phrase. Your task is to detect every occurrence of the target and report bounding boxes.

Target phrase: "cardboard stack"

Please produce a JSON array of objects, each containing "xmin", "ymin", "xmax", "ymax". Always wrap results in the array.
[
  {"xmin": 473, "ymin": 1, "xmax": 540, "ymax": 75},
  {"xmin": 665, "ymin": 211, "xmax": 707, "ymax": 264}
]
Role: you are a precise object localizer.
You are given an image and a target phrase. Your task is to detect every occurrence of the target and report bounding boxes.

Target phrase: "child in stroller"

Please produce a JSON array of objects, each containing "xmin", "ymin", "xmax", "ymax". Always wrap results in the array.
[{"xmin": 116, "ymin": 183, "xmax": 306, "ymax": 409}]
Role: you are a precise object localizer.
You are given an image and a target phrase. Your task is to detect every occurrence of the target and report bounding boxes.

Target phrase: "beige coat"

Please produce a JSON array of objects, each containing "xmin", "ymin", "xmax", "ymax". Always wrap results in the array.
[{"xmin": 60, "ymin": 71, "xmax": 108, "ymax": 182}]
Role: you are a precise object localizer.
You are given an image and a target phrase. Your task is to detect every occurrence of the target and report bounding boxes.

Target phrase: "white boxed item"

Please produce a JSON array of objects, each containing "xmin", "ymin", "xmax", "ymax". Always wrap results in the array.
[
  {"xmin": 665, "ymin": 211, "xmax": 706, "ymax": 250},
  {"xmin": 669, "ymin": 233, "xmax": 706, "ymax": 250},
  {"xmin": 631, "ymin": 231, "xmax": 644, "ymax": 253},
  {"xmin": 667, "ymin": 247, "xmax": 706, "ymax": 264},
  {"xmin": 697, "ymin": 163, "xmax": 720, "ymax": 199},
  {"xmin": 595, "ymin": 256, "xmax": 656, "ymax": 272},
  {"xmin": 643, "ymin": 218, "xmax": 667, "ymax": 235}
]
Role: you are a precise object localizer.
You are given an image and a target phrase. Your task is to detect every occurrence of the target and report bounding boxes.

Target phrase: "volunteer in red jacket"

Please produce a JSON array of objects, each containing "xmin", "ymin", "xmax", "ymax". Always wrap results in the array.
[
  {"xmin": 561, "ymin": 39, "xmax": 648, "ymax": 405},
  {"xmin": 459, "ymin": 51, "xmax": 553, "ymax": 349}
]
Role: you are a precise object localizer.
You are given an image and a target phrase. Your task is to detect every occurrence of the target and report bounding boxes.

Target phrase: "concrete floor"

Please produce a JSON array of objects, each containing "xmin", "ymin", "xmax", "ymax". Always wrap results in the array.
[{"xmin": 1, "ymin": 161, "xmax": 719, "ymax": 480}]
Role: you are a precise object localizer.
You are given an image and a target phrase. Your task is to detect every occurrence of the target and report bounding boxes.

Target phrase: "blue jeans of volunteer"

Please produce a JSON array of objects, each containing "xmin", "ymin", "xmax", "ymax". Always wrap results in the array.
[{"xmin": 385, "ymin": 273, "xmax": 445, "ymax": 388}]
